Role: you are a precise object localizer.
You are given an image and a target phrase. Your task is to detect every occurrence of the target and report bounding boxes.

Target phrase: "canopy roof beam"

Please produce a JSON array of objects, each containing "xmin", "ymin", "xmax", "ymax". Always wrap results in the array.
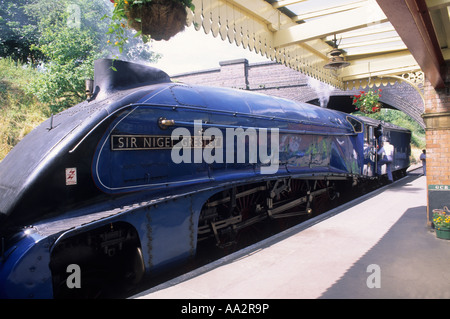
[
  {"xmin": 324, "ymin": 25, "xmax": 396, "ymax": 41},
  {"xmin": 342, "ymin": 51, "xmax": 420, "ymax": 83},
  {"xmin": 377, "ymin": 0, "xmax": 446, "ymax": 88},
  {"xmin": 272, "ymin": 0, "xmax": 307, "ymax": 9},
  {"xmin": 273, "ymin": 1, "xmax": 388, "ymax": 48},
  {"xmin": 292, "ymin": 0, "xmax": 368, "ymax": 22}
]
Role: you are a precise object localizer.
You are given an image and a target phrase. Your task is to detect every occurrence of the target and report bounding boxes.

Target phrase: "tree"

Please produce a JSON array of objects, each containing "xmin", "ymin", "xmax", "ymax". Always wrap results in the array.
[
  {"xmin": 0, "ymin": 0, "xmax": 43, "ymax": 63},
  {"xmin": 25, "ymin": 0, "xmax": 160, "ymax": 112}
]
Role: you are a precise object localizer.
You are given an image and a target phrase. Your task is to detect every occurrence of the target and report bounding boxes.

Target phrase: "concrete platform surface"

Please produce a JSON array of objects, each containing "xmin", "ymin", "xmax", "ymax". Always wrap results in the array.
[{"xmin": 133, "ymin": 174, "xmax": 450, "ymax": 299}]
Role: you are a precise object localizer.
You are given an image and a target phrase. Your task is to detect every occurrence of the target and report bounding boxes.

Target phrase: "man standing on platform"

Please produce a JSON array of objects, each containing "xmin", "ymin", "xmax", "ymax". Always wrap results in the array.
[
  {"xmin": 420, "ymin": 149, "xmax": 426, "ymax": 176},
  {"xmin": 377, "ymin": 137, "xmax": 394, "ymax": 182}
]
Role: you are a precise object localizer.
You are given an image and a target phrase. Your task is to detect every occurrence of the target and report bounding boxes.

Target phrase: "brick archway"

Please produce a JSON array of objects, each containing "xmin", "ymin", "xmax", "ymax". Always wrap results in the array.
[{"xmin": 314, "ymin": 82, "xmax": 425, "ymax": 128}]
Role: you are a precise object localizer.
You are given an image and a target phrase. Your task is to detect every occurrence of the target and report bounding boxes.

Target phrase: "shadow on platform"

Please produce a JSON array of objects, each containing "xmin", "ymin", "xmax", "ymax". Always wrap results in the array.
[{"xmin": 319, "ymin": 205, "xmax": 450, "ymax": 299}]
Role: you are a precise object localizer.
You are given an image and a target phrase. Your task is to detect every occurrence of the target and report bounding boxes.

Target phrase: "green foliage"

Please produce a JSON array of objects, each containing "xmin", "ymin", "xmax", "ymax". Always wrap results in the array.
[
  {"xmin": 0, "ymin": 0, "xmax": 162, "ymax": 159},
  {"xmin": 0, "ymin": 58, "xmax": 48, "ymax": 160},
  {"xmin": 433, "ymin": 207, "xmax": 450, "ymax": 230},
  {"xmin": 26, "ymin": 5, "xmax": 98, "ymax": 111},
  {"xmin": 23, "ymin": 0, "xmax": 160, "ymax": 112},
  {"xmin": 0, "ymin": 0, "xmax": 43, "ymax": 63},
  {"xmin": 23, "ymin": 0, "xmax": 107, "ymax": 111},
  {"xmin": 2, "ymin": 0, "xmax": 161, "ymax": 112}
]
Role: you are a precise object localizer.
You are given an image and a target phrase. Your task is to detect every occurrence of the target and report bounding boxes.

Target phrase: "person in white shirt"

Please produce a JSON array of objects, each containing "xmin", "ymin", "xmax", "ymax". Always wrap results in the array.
[
  {"xmin": 377, "ymin": 138, "xmax": 394, "ymax": 182},
  {"xmin": 419, "ymin": 149, "xmax": 426, "ymax": 176}
]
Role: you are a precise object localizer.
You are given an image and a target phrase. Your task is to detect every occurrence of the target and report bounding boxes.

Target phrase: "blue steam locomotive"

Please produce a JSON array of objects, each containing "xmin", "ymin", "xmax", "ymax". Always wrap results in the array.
[{"xmin": 0, "ymin": 59, "xmax": 411, "ymax": 298}]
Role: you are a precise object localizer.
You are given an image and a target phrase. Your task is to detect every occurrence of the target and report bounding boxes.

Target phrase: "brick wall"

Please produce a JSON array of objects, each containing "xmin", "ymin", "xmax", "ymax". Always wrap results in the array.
[
  {"xmin": 172, "ymin": 59, "xmax": 249, "ymax": 89},
  {"xmin": 423, "ymin": 66, "xmax": 450, "ymax": 186},
  {"xmin": 172, "ymin": 59, "xmax": 308, "ymax": 93},
  {"xmin": 425, "ymin": 130, "xmax": 450, "ymax": 183},
  {"xmin": 423, "ymin": 64, "xmax": 450, "ymax": 224}
]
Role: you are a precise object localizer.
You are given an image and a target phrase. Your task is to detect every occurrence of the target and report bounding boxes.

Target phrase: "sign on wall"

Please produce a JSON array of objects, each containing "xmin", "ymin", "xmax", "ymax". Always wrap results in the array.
[{"xmin": 428, "ymin": 185, "xmax": 450, "ymax": 224}]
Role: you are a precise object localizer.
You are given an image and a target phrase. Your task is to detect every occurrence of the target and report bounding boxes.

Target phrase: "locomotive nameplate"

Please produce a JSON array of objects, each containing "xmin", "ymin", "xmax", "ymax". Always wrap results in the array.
[{"xmin": 111, "ymin": 135, "xmax": 221, "ymax": 150}]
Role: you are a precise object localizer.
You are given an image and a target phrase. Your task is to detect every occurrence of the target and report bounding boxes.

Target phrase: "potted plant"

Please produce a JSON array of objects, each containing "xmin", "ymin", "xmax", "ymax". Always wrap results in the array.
[
  {"xmin": 105, "ymin": 0, "xmax": 195, "ymax": 52},
  {"xmin": 433, "ymin": 207, "xmax": 450, "ymax": 240},
  {"xmin": 352, "ymin": 88, "xmax": 382, "ymax": 114}
]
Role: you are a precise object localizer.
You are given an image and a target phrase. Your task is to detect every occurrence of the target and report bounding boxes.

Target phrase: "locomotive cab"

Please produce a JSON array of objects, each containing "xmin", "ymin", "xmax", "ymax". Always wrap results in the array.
[{"xmin": 359, "ymin": 116, "xmax": 411, "ymax": 179}]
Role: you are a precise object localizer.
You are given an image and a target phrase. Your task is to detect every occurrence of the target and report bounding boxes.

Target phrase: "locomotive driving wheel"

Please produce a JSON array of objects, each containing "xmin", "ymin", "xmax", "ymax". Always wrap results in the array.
[
  {"xmin": 197, "ymin": 183, "xmax": 268, "ymax": 248},
  {"xmin": 232, "ymin": 185, "xmax": 267, "ymax": 247},
  {"xmin": 197, "ymin": 178, "xmax": 336, "ymax": 250}
]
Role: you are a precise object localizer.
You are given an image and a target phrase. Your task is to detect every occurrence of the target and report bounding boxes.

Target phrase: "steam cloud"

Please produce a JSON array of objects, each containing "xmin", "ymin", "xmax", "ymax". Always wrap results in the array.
[{"xmin": 307, "ymin": 77, "xmax": 334, "ymax": 108}]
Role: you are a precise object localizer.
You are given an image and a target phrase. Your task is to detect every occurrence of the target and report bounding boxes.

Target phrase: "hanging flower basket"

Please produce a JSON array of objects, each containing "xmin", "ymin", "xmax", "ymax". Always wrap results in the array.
[
  {"xmin": 105, "ymin": 0, "xmax": 195, "ymax": 54},
  {"xmin": 352, "ymin": 88, "xmax": 382, "ymax": 114},
  {"xmin": 126, "ymin": 0, "xmax": 188, "ymax": 41}
]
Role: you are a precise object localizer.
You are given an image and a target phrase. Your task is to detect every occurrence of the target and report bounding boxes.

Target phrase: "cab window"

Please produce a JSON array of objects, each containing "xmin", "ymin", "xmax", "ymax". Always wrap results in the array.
[{"xmin": 346, "ymin": 116, "xmax": 363, "ymax": 133}]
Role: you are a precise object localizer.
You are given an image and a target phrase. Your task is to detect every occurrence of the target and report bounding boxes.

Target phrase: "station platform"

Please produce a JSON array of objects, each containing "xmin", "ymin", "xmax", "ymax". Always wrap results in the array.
[{"xmin": 133, "ymin": 170, "xmax": 450, "ymax": 299}]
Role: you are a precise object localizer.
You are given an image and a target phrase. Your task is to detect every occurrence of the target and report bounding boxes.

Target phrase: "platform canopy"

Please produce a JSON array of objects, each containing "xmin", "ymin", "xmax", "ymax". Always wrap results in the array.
[{"xmin": 187, "ymin": 0, "xmax": 448, "ymax": 90}]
